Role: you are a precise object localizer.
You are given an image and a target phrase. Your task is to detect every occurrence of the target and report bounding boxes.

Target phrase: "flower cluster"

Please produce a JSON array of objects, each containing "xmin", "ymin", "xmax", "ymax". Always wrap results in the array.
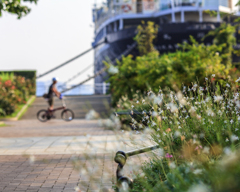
[
  {"xmin": 117, "ymin": 78, "xmax": 240, "ymax": 192},
  {"xmin": 0, "ymin": 75, "xmax": 35, "ymax": 116}
]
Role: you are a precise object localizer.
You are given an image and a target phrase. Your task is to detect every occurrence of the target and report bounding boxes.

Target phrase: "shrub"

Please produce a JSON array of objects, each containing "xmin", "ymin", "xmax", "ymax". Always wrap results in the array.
[
  {"xmin": 108, "ymin": 37, "xmax": 229, "ymax": 106},
  {"xmin": 0, "ymin": 73, "xmax": 35, "ymax": 116}
]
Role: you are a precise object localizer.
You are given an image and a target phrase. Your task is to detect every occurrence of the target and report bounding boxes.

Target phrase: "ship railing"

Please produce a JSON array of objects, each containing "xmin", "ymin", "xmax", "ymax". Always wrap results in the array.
[
  {"xmin": 95, "ymin": 1, "xmax": 159, "ymax": 29},
  {"xmin": 95, "ymin": 0, "xmax": 231, "ymax": 29},
  {"xmin": 160, "ymin": 0, "xmax": 229, "ymax": 11}
]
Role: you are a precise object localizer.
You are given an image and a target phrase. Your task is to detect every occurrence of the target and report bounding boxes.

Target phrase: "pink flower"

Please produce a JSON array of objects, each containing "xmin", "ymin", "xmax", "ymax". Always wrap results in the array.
[
  {"xmin": 195, "ymin": 145, "xmax": 203, "ymax": 150},
  {"xmin": 165, "ymin": 153, "xmax": 173, "ymax": 158}
]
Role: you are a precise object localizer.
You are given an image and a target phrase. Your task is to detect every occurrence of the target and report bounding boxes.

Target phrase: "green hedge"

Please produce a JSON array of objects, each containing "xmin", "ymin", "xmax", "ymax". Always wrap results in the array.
[
  {"xmin": 0, "ymin": 71, "xmax": 36, "ymax": 116},
  {"xmin": 0, "ymin": 70, "xmax": 36, "ymax": 80}
]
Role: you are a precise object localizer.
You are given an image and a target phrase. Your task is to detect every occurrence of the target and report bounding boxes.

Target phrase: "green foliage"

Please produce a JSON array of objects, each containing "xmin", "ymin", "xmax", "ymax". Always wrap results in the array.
[
  {"xmin": 0, "ymin": 72, "xmax": 14, "ymax": 82},
  {"xmin": 134, "ymin": 21, "xmax": 158, "ymax": 56},
  {"xmin": 108, "ymin": 37, "xmax": 229, "ymax": 106},
  {"xmin": 13, "ymin": 70, "xmax": 36, "ymax": 80},
  {"xmin": 204, "ymin": 23, "xmax": 236, "ymax": 66},
  {"xmin": 0, "ymin": 0, "xmax": 38, "ymax": 19}
]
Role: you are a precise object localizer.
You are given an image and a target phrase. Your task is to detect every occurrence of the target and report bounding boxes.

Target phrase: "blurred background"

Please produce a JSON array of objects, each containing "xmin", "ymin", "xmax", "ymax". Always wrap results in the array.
[{"xmin": 0, "ymin": 0, "xmax": 105, "ymax": 96}]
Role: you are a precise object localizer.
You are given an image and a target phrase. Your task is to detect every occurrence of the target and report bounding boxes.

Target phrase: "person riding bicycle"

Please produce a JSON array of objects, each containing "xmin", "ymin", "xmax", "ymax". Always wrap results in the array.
[{"xmin": 48, "ymin": 77, "xmax": 62, "ymax": 112}]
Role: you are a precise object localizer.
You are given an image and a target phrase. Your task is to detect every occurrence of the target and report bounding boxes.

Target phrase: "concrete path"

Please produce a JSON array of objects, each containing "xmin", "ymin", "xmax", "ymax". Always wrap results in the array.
[{"xmin": 0, "ymin": 120, "xmax": 154, "ymax": 192}]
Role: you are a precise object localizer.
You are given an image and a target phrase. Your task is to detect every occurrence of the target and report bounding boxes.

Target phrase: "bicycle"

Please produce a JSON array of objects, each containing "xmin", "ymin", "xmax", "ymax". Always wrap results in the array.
[{"xmin": 37, "ymin": 98, "xmax": 74, "ymax": 122}]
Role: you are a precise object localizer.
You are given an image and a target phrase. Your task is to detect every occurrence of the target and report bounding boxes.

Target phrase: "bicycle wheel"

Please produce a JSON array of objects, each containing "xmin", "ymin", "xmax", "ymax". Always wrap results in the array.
[
  {"xmin": 37, "ymin": 110, "xmax": 50, "ymax": 122},
  {"xmin": 61, "ymin": 109, "xmax": 74, "ymax": 121}
]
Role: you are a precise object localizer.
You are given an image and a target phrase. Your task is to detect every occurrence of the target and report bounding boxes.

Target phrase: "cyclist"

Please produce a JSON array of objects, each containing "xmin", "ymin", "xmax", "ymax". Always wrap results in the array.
[{"xmin": 48, "ymin": 77, "xmax": 62, "ymax": 113}]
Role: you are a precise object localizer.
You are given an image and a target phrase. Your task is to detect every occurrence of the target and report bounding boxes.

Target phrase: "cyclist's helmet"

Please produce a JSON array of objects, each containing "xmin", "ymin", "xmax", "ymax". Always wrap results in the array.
[{"xmin": 52, "ymin": 77, "xmax": 59, "ymax": 82}]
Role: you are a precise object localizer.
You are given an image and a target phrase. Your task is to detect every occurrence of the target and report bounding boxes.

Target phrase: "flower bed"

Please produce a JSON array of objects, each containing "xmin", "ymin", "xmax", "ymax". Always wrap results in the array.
[
  {"xmin": 0, "ymin": 72, "xmax": 36, "ymax": 117},
  {"xmin": 114, "ymin": 77, "xmax": 240, "ymax": 192}
]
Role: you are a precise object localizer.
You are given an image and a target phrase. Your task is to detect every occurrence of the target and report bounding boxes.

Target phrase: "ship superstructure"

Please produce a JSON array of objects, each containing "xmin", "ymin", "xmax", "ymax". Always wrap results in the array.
[{"xmin": 92, "ymin": 0, "xmax": 240, "ymax": 94}]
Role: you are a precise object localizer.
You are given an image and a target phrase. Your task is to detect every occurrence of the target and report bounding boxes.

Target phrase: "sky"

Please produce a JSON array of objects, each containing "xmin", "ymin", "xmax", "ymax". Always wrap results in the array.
[{"xmin": 0, "ymin": 0, "xmax": 105, "ymax": 85}]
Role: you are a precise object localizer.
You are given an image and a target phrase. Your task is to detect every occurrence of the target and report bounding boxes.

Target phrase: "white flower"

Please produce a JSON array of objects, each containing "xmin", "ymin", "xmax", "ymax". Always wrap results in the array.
[
  {"xmin": 212, "ymin": 74, "xmax": 215, "ymax": 77},
  {"xmin": 152, "ymin": 111, "xmax": 157, "ymax": 117},
  {"xmin": 85, "ymin": 110, "xmax": 99, "ymax": 120},
  {"xmin": 156, "ymin": 148, "xmax": 164, "ymax": 156},
  {"xmin": 142, "ymin": 99, "xmax": 145, "ymax": 103},
  {"xmin": 230, "ymin": 119, "xmax": 234, "ymax": 124},
  {"xmin": 167, "ymin": 103, "xmax": 178, "ymax": 113},
  {"xmin": 189, "ymin": 106, "xmax": 196, "ymax": 113},
  {"xmin": 174, "ymin": 131, "xmax": 181, "ymax": 137},
  {"xmin": 153, "ymin": 96, "xmax": 162, "ymax": 105},
  {"xmin": 230, "ymin": 135, "xmax": 239, "ymax": 142},
  {"xmin": 226, "ymin": 83, "xmax": 230, "ymax": 87},
  {"xmin": 236, "ymin": 77, "xmax": 240, "ymax": 82},
  {"xmin": 147, "ymin": 91, "xmax": 152, "ymax": 96},
  {"xmin": 216, "ymin": 52, "xmax": 219, "ymax": 56},
  {"xmin": 214, "ymin": 95, "xmax": 223, "ymax": 102},
  {"xmin": 136, "ymin": 100, "xmax": 139, "ymax": 104},
  {"xmin": 205, "ymin": 97, "xmax": 211, "ymax": 102},
  {"xmin": 178, "ymin": 126, "xmax": 182, "ymax": 129},
  {"xmin": 74, "ymin": 186, "xmax": 81, "ymax": 192},
  {"xmin": 169, "ymin": 162, "xmax": 176, "ymax": 169},
  {"xmin": 218, "ymin": 110, "xmax": 222, "ymax": 115},
  {"xmin": 108, "ymin": 65, "xmax": 119, "ymax": 74},
  {"xmin": 226, "ymin": 138, "xmax": 229, "ymax": 142},
  {"xmin": 224, "ymin": 147, "xmax": 232, "ymax": 155},
  {"xmin": 187, "ymin": 184, "xmax": 210, "ymax": 192},
  {"xmin": 205, "ymin": 77, "xmax": 208, "ymax": 81},
  {"xmin": 193, "ymin": 169, "xmax": 202, "ymax": 175},
  {"xmin": 203, "ymin": 147, "xmax": 209, "ymax": 154},
  {"xmin": 131, "ymin": 105, "xmax": 134, "ymax": 108},
  {"xmin": 151, "ymin": 122, "xmax": 156, "ymax": 126}
]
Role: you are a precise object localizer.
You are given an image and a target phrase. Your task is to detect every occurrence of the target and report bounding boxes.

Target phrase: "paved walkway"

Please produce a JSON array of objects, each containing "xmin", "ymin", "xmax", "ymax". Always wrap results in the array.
[{"xmin": 0, "ymin": 120, "xmax": 153, "ymax": 192}]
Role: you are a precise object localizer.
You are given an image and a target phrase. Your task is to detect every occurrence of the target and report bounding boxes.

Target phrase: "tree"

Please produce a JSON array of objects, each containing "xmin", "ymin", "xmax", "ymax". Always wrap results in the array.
[
  {"xmin": 203, "ymin": 23, "xmax": 236, "ymax": 66},
  {"xmin": 0, "ymin": 0, "xmax": 38, "ymax": 19},
  {"xmin": 134, "ymin": 21, "xmax": 158, "ymax": 56}
]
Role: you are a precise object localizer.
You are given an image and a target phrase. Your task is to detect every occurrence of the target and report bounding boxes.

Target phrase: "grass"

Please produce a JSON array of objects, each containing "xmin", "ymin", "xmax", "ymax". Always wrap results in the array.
[
  {"xmin": 5, "ymin": 104, "xmax": 25, "ymax": 118},
  {"xmin": 1, "ymin": 96, "xmax": 36, "ymax": 120},
  {"xmin": 18, "ymin": 96, "xmax": 36, "ymax": 120},
  {"xmin": 0, "ymin": 123, "xmax": 9, "ymax": 127}
]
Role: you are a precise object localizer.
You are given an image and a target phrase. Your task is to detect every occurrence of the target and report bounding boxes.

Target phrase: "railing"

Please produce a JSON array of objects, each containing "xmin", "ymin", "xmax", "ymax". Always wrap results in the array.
[
  {"xmin": 114, "ymin": 145, "xmax": 160, "ymax": 191},
  {"xmin": 36, "ymin": 83, "xmax": 110, "ymax": 96},
  {"xmin": 94, "ymin": 2, "xmax": 159, "ymax": 29},
  {"xmin": 94, "ymin": 0, "xmax": 230, "ymax": 29},
  {"xmin": 160, "ymin": 0, "xmax": 229, "ymax": 10}
]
